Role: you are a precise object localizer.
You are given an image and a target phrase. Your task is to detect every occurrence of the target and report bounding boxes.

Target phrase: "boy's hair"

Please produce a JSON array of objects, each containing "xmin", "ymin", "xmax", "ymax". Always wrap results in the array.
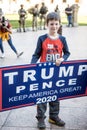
[{"xmin": 46, "ymin": 12, "xmax": 60, "ymax": 24}]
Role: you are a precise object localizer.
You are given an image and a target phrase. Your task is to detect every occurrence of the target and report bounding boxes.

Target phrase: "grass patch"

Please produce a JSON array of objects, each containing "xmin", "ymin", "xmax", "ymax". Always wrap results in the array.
[
  {"xmin": 6, "ymin": 14, "xmax": 87, "ymax": 29},
  {"xmin": 10, "ymin": 20, "xmax": 32, "ymax": 29},
  {"xmin": 10, "ymin": 20, "xmax": 87, "ymax": 29}
]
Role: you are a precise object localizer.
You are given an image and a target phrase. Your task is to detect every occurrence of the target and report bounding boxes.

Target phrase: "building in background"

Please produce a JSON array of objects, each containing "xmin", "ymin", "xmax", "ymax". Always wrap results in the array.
[{"xmin": 0, "ymin": 0, "xmax": 87, "ymax": 16}]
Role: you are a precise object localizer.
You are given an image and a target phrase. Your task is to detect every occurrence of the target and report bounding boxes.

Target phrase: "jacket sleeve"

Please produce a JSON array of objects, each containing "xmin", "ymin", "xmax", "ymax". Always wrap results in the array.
[
  {"xmin": 59, "ymin": 36, "xmax": 70, "ymax": 61},
  {"xmin": 31, "ymin": 37, "xmax": 42, "ymax": 63}
]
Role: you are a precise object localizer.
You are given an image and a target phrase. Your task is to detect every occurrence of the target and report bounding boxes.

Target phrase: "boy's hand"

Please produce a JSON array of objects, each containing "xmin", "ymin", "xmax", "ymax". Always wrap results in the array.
[{"xmin": 55, "ymin": 58, "xmax": 64, "ymax": 66}]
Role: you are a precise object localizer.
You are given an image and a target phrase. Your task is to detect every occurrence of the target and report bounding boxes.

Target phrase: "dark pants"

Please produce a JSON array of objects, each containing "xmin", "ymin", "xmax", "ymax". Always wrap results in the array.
[
  {"xmin": 36, "ymin": 100, "xmax": 60, "ymax": 120},
  {"xmin": 67, "ymin": 15, "xmax": 73, "ymax": 27}
]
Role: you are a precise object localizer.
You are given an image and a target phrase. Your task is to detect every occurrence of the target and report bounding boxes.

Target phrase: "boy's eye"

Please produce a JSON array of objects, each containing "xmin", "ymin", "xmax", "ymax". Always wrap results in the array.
[
  {"xmin": 50, "ymin": 23, "xmax": 58, "ymax": 26},
  {"xmin": 50, "ymin": 23, "xmax": 54, "ymax": 26}
]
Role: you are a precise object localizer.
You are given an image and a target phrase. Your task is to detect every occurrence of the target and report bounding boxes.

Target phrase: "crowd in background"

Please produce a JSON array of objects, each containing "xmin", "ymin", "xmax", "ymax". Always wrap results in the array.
[
  {"xmin": 0, "ymin": 2, "xmax": 79, "ymax": 34},
  {"xmin": 17, "ymin": 2, "xmax": 79, "ymax": 32},
  {"xmin": 18, "ymin": 2, "xmax": 48, "ymax": 32}
]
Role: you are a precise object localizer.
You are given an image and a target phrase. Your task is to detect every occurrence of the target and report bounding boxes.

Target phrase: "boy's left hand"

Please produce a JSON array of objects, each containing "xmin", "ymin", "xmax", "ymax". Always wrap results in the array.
[{"xmin": 55, "ymin": 58, "xmax": 64, "ymax": 66}]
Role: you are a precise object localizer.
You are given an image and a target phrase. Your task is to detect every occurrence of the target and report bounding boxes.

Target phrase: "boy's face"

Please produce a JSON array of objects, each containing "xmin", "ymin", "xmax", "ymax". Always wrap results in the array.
[{"xmin": 47, "ymin": 20, "xmax": 60, "ymax": 35}]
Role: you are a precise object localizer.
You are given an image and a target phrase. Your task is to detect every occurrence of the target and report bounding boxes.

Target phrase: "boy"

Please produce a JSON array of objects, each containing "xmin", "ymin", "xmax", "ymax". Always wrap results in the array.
[{"xmin": 31, "ymin": 12, "xmax": 70, "ymax": 129}]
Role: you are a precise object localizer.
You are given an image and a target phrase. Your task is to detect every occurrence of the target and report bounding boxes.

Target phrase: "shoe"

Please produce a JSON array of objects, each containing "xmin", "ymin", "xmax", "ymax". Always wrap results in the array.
[
  {"xmin": 49, "ymin": 117, "xmax": 65, "ymax": 127},
  {"xmin": 1, "ymin": 53, "xmax": 5, "ymax": 58},
  {"xmin": 17, "ymin": 52, "xmax": 23, "ymax": 58},
  {"xmin": 37, "ymin": 118, "xmax": 46, "ymax": 129}
]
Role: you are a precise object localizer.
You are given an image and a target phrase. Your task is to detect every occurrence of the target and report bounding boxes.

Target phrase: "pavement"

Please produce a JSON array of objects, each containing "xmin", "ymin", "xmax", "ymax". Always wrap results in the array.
[{"xmin": 0, "ymin": 26, "xmax": 87, "ymax": 130}]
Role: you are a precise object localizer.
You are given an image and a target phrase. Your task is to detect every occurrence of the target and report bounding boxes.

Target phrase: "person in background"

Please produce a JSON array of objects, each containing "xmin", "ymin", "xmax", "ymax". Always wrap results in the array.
[
  {"xmin": 30, "ymin": 12, "xmax": 70, "ymax": 129},
  {"xmin": 55, "ymin": 5, "xmax": 61, "ymax": 24},
  {"xmin": 0, "ymin": 9, "xmax": 23, "ymax": 58},
  {"xmin": 32, "ymin": 4, "xmax": 39, "ymax": 31},
  {"xmin": 65, "ymin": 4, "xmax": 73, "ymax": 27},
  {"xmin": 39, "ymin": 2, "xmax": 48, "ymax": 30},
  {"xmin": 55, "ymin": 4, "xmax": 62, "ymax": 35},
  {"xmin": 18, "ymin": 4, "xmax": 27, "ymax": 32}
]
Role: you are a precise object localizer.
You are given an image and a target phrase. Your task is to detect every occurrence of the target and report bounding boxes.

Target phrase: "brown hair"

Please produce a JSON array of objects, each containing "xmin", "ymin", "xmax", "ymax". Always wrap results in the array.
[{"xmin": 46, "ymin": 12, "xmax": 60, "ymax": 24}]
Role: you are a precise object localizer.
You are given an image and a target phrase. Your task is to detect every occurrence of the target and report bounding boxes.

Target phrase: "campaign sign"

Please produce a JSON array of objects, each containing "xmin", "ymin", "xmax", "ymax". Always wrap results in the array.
[{"xmin": 0, "ymin": 60, "xmax": 87, "ymax": 111}]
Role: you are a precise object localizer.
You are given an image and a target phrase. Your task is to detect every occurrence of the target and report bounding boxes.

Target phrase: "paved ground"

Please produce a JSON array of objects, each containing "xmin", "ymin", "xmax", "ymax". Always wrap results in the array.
[{"xmin": 0, "ymin": 26, "xmax": 87, "ymax": 130}]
